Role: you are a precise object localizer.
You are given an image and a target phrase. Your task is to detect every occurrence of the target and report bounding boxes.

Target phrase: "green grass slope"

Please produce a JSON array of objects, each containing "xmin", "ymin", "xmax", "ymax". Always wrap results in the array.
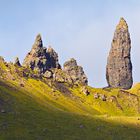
[{"xmin": 0, "ymin": 60, "xmax": 140, "ymax": 139}]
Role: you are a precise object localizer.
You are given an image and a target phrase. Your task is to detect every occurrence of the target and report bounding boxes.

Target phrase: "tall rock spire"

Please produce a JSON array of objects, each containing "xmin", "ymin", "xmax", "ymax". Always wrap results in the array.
[{"xmin": 106, "ymin": 18, "xmax": 133, "ymax": 89}]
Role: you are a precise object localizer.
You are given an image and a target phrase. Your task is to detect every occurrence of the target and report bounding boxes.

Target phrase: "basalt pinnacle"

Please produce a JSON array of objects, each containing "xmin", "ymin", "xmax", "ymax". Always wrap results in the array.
[
  {"xmin": 23, "ymin": 34, "xmax": 61, "ymax": 74},
  {"xmin": 106, "ymin": 18, "xmax": 133, "ymax": 89}
]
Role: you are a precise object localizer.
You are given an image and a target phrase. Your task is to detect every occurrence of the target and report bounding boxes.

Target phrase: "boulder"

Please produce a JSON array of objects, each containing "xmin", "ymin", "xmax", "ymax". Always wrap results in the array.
[
  {"xmin": 1, "ymin": 109, "xmax": 6, "ymax": 113},
  {"xmin": 43, "ymin": 70, "xmax": 53, "ymax": 79},
  {"xmin": 81, "ymin": 86, "xmax": 90, "ymax": 96},
  {"xmin": 101, "ymin": 94, "xmax": 107, "ymax": 101},
  {"xmin": 94, "ymin": 93, "xmax": 99, "ymax": 99}
]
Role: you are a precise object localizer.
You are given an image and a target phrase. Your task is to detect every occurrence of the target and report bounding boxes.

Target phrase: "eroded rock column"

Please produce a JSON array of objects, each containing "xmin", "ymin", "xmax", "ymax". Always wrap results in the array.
[{"xmin": 106, "ymin": 18, "xmax": 133, "ymax": 89}]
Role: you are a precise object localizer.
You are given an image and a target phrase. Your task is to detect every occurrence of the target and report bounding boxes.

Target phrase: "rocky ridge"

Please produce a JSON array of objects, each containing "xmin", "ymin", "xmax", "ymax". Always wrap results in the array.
[{"xmin": 22, "ymin": 34, "xmax": 88, "ymax": 86}]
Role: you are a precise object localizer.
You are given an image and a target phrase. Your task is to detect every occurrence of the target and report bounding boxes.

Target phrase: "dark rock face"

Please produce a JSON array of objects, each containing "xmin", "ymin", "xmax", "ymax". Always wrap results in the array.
[
  {"xmin": 47, "ymin": 47, "xmax": 61, "ymax": 69},
  {"xmin": 63, "ymin": 58, "xmax": 88, "ymax": 85},
  {"xmin": 106, "ymin": 18, "xmax": 133, "ymax": 89},
  {"xmin": 23, "ymin": 34, "xmax": 61, "ymax": 74},
  {"xmin": 14, "ymin": 57, "xmax": 21, "ymax": 66}
]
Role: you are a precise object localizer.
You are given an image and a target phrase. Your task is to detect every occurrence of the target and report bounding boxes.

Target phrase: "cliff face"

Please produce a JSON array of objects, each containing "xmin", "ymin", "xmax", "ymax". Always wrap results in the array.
[{"xmin": 106, "ymin": 18, "xmax": 133, "ymax": 89}]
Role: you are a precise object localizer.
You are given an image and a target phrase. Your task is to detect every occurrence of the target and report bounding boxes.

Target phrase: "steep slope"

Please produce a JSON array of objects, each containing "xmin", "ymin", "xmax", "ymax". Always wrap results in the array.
[
  {"xmin": 0, "ymin": 57, "xmax": 140, "ymax": 139},
  {"xmin": 0, "ymin": 58, "xmax": 139, "ymax": 116}
]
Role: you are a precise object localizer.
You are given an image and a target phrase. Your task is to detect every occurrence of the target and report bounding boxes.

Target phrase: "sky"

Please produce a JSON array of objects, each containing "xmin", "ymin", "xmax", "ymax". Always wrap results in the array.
[{"xmin": 0, "ymin": 0, "xmax": 140, "ymax": 87}]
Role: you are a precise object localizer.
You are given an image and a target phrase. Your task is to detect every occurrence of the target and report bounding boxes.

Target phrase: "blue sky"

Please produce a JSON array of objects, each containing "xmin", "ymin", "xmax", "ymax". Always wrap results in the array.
[{"xmin": 0, "ymin": 0, "xmax": 140, "ymax": 87}]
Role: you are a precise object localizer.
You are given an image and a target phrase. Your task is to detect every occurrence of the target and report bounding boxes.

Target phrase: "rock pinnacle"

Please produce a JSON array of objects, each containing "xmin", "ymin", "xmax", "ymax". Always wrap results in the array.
[{"xmin": 106, "ymin": 18, "xmax": 133, "ymax": 89}]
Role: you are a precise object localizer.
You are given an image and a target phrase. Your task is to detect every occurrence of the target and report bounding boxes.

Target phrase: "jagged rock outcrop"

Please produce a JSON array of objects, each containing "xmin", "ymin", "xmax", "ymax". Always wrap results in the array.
[
  {"xmin": 22, "ymin": 34, "xmax": 88, "ymax": 86},
  {"xmin": 106, "ymin": 18, "xmax": 133, "ymax": 89},
  {"xmin": 23, "ymin": 34, "xmax": 61, "ymax": 74},
  {"xmin": 14, "ymin": 57, "xmax": 21, "ymax": 66},
  {"xmin": 63, "ymin": 58, "xmax": 88, "ymax": 85}
]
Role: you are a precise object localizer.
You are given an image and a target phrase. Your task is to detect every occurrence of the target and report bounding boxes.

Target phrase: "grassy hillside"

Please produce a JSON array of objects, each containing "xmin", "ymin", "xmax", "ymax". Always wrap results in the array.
[{"xmin": 0, "ymin": 59, "xmax": 140, "ymax": 139}]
